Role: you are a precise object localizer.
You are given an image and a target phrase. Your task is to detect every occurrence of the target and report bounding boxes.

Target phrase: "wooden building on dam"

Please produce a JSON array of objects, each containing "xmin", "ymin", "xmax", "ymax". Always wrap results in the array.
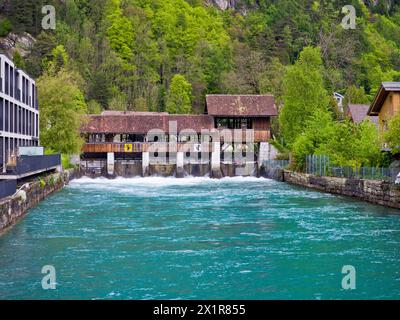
[{"xmin": 81, "ymin": 95, "xmax": 278, "ymax": 178}]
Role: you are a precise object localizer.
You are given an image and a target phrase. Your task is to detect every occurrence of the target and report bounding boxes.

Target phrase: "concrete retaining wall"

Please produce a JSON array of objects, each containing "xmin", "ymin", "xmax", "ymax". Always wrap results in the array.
[
  {"xmin": 0, "ymin": 180, "xmax": 17, "ymax": 198},
  {"xmin": 283, "ymin": 170, "xmax": 400, "ymax": 210},
  {"xmin": 259, "ymin": 166, "xmax": 285, "ymax": 181},
  {"xmin": 83, "ymin": 160, "xmax": 261, "ymax": 178},
  {"xmin": 0, "ymin": 169, "xmax": 82, "ymax": 233}
]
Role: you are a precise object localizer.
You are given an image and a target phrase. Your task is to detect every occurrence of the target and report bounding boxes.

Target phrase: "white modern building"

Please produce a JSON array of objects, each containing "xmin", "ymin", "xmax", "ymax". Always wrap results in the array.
[
  {"xmin": 334, "ymin": 92, "xmax": 344, "ymax": 113},
  {"xmin": 0, "ymin": 53, "xmax": 39, "ymax": 173}
]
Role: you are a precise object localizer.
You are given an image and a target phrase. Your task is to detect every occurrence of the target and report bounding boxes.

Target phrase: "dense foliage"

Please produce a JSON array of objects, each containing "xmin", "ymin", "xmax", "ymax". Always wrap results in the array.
[
  {"xmin": 385, "ymin": 112, "xmax": 400, "ymax": 154},
  {"xmin": 3, "ymin": 0, "xmax": 400, "ymax": 112},
  {"xmin": 0, "ymin": 0, "xmax": 399, "ymax": 161}
]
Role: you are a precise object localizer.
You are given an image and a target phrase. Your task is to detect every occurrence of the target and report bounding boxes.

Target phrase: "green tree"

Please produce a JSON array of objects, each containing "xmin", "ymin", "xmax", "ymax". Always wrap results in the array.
[
  {"xmin": 291, "ymin": 110, "xmax": 336, "ymax": 169},
  {"xmin": 46, "ymin": 45, "xmax": 69, "ymax": 74},
  {"xmin": 105, "ymin": 0, "xmax": 134, "ymax": 61},
  {"xmin": 87, "ymin": 100, "xmax": 103, "ymax": 114},
  {"xmin": 343, "ymin": 85, "xmax": 371, "ymax": 109},
  {"xmin": 37, "ymin": 69, "xmax": 88, "ymax": 154},
  {"xmin": 166, "ymin": 74, "xmax": 192, "ymax": 114},
  {"xmin": 0, "ymin": 17, "xmax": 12, "ymax": 36},
  {"xmin": 385, "ymin": 112, "xmax": 400, "ymax": 153},
  {"xmin": 133, "ymin": 97, "xmax": 148, "ymax": 112},
  {"xmin": 292, "ymin": 112, "xmax": 382, "ymax": 169},
  {"xmin": 279, "ymin": 46, "xmax": 330, "ymax": 146},
  {"xmin": 13, "ymin": 51, "xmax": 25, "ymax": 69}
]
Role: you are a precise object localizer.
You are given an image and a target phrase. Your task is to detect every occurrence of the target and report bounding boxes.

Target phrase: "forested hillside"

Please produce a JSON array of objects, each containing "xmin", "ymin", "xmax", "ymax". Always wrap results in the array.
[
  {"xmin": 1, "ymin": 0, "xmax": 399, "ymax": 113},
  {"xmin": 1, "ymin": 0, "xmax": 400, "ymax": 164}
]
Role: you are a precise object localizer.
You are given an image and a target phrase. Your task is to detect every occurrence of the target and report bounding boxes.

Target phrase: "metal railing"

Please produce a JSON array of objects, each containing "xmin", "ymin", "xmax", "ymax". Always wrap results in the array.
[
  {"xmin": 6, "ymin": 155, "xmax": 61, "ymax": 176},
  {"xmin": 83, "ymin": 142, "xmax": 214, "ymax": 153},
  {"xmin": 305, "ymin": 155, "xmax": 399, "ymax": 182}
]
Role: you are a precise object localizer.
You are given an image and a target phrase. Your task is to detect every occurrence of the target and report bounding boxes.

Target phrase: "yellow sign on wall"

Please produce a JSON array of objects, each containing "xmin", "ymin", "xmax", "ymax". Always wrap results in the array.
[{"xmin": 124, "ymin": 144, "xmax": 133, "ymax": 152}]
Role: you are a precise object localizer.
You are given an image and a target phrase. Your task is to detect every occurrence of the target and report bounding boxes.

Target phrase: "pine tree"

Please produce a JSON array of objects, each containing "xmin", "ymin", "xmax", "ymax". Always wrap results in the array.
[{"xmin": 166, "ymin": 74, "xmax": 192, "ymax": 114}]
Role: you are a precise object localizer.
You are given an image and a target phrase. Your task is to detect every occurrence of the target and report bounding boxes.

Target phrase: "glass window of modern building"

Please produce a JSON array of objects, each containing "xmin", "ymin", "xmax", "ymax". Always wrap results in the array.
[{"xmin": 0, "ymin": 53, "xmax": 40, "ymax": 173}]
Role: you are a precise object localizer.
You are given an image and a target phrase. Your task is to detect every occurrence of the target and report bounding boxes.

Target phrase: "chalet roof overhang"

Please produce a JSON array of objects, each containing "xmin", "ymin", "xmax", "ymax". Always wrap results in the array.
[
  {"xmin": 206, "ymin": 94, "xmax": 278, "ymax": 117},
  {"xmin": 81, "ymin": 113, "xmax": 215, "ymax": 134},
  {"xmin": 368, "ymin": 82, "xmax": 400, "ymax": 116}
]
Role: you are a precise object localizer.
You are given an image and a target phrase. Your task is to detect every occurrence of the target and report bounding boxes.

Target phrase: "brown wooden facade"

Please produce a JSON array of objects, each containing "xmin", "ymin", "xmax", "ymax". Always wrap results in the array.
[{"xmin": 81, "ymin": 95, "xmax": 277, "ymax": 157}]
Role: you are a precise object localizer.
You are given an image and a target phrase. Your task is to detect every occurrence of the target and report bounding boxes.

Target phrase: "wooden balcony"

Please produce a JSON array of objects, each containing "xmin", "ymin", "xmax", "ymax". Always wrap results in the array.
[
  {"xmin": 82, "ymin": 131, "xmax": 270, "ymax": 154},
  {"xmin": 218, "ymin": 130, "xmax": 270, "ymax": 143},
  {"xmin": 254, "ymin": 130, "xmax": 270, "ymax": 142},
  {"xmin": 82, "ymin": 142, "xmax": 214, "ymax": 154},
  {"xmin": 82, "ymin": 143, "xmax": 145, "ymax": 153}
]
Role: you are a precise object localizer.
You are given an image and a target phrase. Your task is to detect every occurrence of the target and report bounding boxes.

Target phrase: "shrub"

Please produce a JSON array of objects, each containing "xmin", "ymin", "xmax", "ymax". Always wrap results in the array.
[{"xmin": 0, "ymin": 18, "xmax": 12, "ymax": 37}]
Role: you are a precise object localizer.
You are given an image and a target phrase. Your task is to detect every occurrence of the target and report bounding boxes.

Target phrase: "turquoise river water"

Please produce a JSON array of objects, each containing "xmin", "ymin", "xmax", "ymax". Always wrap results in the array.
[{"xmin": 0, "ymin": 177, "xmax": 399, "ymax": 300}]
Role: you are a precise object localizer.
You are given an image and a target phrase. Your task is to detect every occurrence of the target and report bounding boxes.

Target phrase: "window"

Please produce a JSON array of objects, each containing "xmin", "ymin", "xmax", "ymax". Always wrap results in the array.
[
  {"xmin": 0, "ymin": 57, "xmax": 2, "ymax": 93},
  {"xmin": 0, "ymin": 98, "xmax": 3, "ymax": 131},
  {"xmin": 14, "ymin": 105, "xmax": 17, "ymax": 133},
  {"xmin": 15, "ymin": 71, "xmax": 20, "ymax": 101},
  {"xmin": 5, "ymin": 100, "xmax": 8, "ymax": 132},
  {"xmin": 22, "ymin": 108, "xmax": 25, "ymax": 135},
  {"xmin": 35, "ymin": 114, "xmax": 38, "ymax": 137},
  {"xmin": 32, "ymin": 83, "xmax": 35, "ymax": 108},
  {"xmin": 10, "ymin": 66, "xmax": 14, "ymax": 99},
  {"xmin": 10, "ymin": 103, "xmax": 13, "ymax": 133},
  {"xmin": 0, "ymin": 137, "xmax": 3, "ymax": 168},
  {"xmin": 18, "ymin": 106, "xmax": 21, "ymax": 134},
  {"xmin": 4, "ymin": 63, "xmax": 9, "ymax": 95}
]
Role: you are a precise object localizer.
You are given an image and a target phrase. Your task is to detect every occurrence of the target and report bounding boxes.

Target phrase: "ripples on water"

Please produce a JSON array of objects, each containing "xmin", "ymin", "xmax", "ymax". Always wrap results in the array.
[{"xmin": 0, "ymin": 176, "xmax": 399, "ymax": 300}]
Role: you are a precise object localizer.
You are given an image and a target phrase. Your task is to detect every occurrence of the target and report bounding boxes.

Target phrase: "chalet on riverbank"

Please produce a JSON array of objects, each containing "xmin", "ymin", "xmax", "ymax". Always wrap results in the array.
[
  {"xmin": 368, "ymin": 82, "xmax": 400, "ymax": 133},
  {"xmin": 80, "ymin": 94, "xmax": 278, "ymax": 177}
]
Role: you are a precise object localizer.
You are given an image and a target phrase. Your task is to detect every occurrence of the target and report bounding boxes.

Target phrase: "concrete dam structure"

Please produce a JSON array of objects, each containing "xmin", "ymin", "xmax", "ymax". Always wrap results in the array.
[{"xmin": 80, "ymin": 95, "xmax": 279, "ymax": 178}]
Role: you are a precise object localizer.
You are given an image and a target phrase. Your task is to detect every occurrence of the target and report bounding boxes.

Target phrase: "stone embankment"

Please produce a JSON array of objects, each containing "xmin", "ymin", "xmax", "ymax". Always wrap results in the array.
[
  {"xmin": 0, "ymin": 169, "xmax": 82, "ymax": 233},
  {"xmin": 283, "ymin": 170, "xmax": 400, "ymax": 210}
]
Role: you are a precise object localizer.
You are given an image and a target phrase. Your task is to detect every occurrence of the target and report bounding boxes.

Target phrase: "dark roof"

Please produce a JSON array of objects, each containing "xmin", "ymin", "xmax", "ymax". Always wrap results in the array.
[
  {"xmin": 83, "ymin": 113, "xmax": 166, "ymax": 134},
  {"xmin": 101, "ymin": 111, "xmax": 168, "ymax": 116},
  {"xmin": 347, "ymin": 104, "xmax": 379, "ymax": 125},
  {"xmin": 368, "ymin": 82, "xmax": 400, "ymax": 115},
  {"xmin": 82, "ymin": 112, "xmax": 214, "ymax": 134},
  {"xmin": 167, "ymin": 115, "xmax": 214, "ymax": 132},
  {"xmin": 206, "ymin": 95, "xmax": 277, "ymax": 117}
]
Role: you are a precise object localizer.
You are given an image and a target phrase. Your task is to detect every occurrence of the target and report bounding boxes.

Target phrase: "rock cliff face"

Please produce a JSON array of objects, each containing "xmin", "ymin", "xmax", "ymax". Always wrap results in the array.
[
  {"xmin": 210, "ymin": 0, "xmax": 239, "ymax": 10},
  {"xmin": 0, "ymin": 32, "xmax": 35, "ymax": 58},
  {"xmin": 206, "ymin": 0, "xmax": 257, "ymax": 14}
]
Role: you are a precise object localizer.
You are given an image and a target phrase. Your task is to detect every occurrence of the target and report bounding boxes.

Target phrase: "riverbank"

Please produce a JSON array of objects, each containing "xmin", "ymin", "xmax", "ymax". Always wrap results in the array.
[
  {"xmin": 1, "ymin": 176, "xmax": 399, "ymax": 299},
  {"xmin": 282, "ymin": 170, "xmax": 400, "ymax": 210},
  {"xmin": 0, "ymin": 169, "xmax": 82, "ymax": 234}
]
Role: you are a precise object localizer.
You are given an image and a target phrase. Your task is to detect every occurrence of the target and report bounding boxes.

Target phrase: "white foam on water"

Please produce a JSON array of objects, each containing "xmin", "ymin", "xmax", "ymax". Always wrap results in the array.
[{"xmin": 69, "ymin": 175, "xmax": 274, "ymax": 189}]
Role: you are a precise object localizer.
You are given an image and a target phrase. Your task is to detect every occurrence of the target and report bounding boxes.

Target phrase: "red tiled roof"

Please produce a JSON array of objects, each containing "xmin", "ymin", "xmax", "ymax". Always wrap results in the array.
[
  {"xmin": 82, "ymin": 112, "xmax": 214, "ymax": 134},
  {"xmin": 167, "ymin": 115, "xmax": 214, "ymax": 132},
  {"xmin": 348, "ymin": 104, "xmax": 379, "ymax": 126},
  {"xmin": 206, "ymin": 94, "xmax": 277, "ymax": 117}
]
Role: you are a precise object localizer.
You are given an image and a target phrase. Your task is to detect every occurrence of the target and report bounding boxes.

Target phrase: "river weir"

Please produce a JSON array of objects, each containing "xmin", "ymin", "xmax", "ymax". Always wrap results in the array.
[{"xmin": 0, "ymin": 176, "xmax": 399, "ymax": 300}]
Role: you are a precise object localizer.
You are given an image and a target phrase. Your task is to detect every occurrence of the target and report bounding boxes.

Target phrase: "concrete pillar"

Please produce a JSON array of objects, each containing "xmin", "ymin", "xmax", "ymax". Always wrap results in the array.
[
  {"xmin": 142, "ymin": 152, "xmax": 149, "ymax": 177},
  {"xmin": 211, "ymin": 142, "xmax": 222, "ymax": 178},
  {"xmin": 107, "ymin": 152, "xmax": 115, "ymax": 176},
  {"xmin": 176, "ymin": 151, "xmax": 184, "ymax": 178},
  {"xmin": 258, "ymin": 142, "xmax": 278, "ymax": 168}
]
